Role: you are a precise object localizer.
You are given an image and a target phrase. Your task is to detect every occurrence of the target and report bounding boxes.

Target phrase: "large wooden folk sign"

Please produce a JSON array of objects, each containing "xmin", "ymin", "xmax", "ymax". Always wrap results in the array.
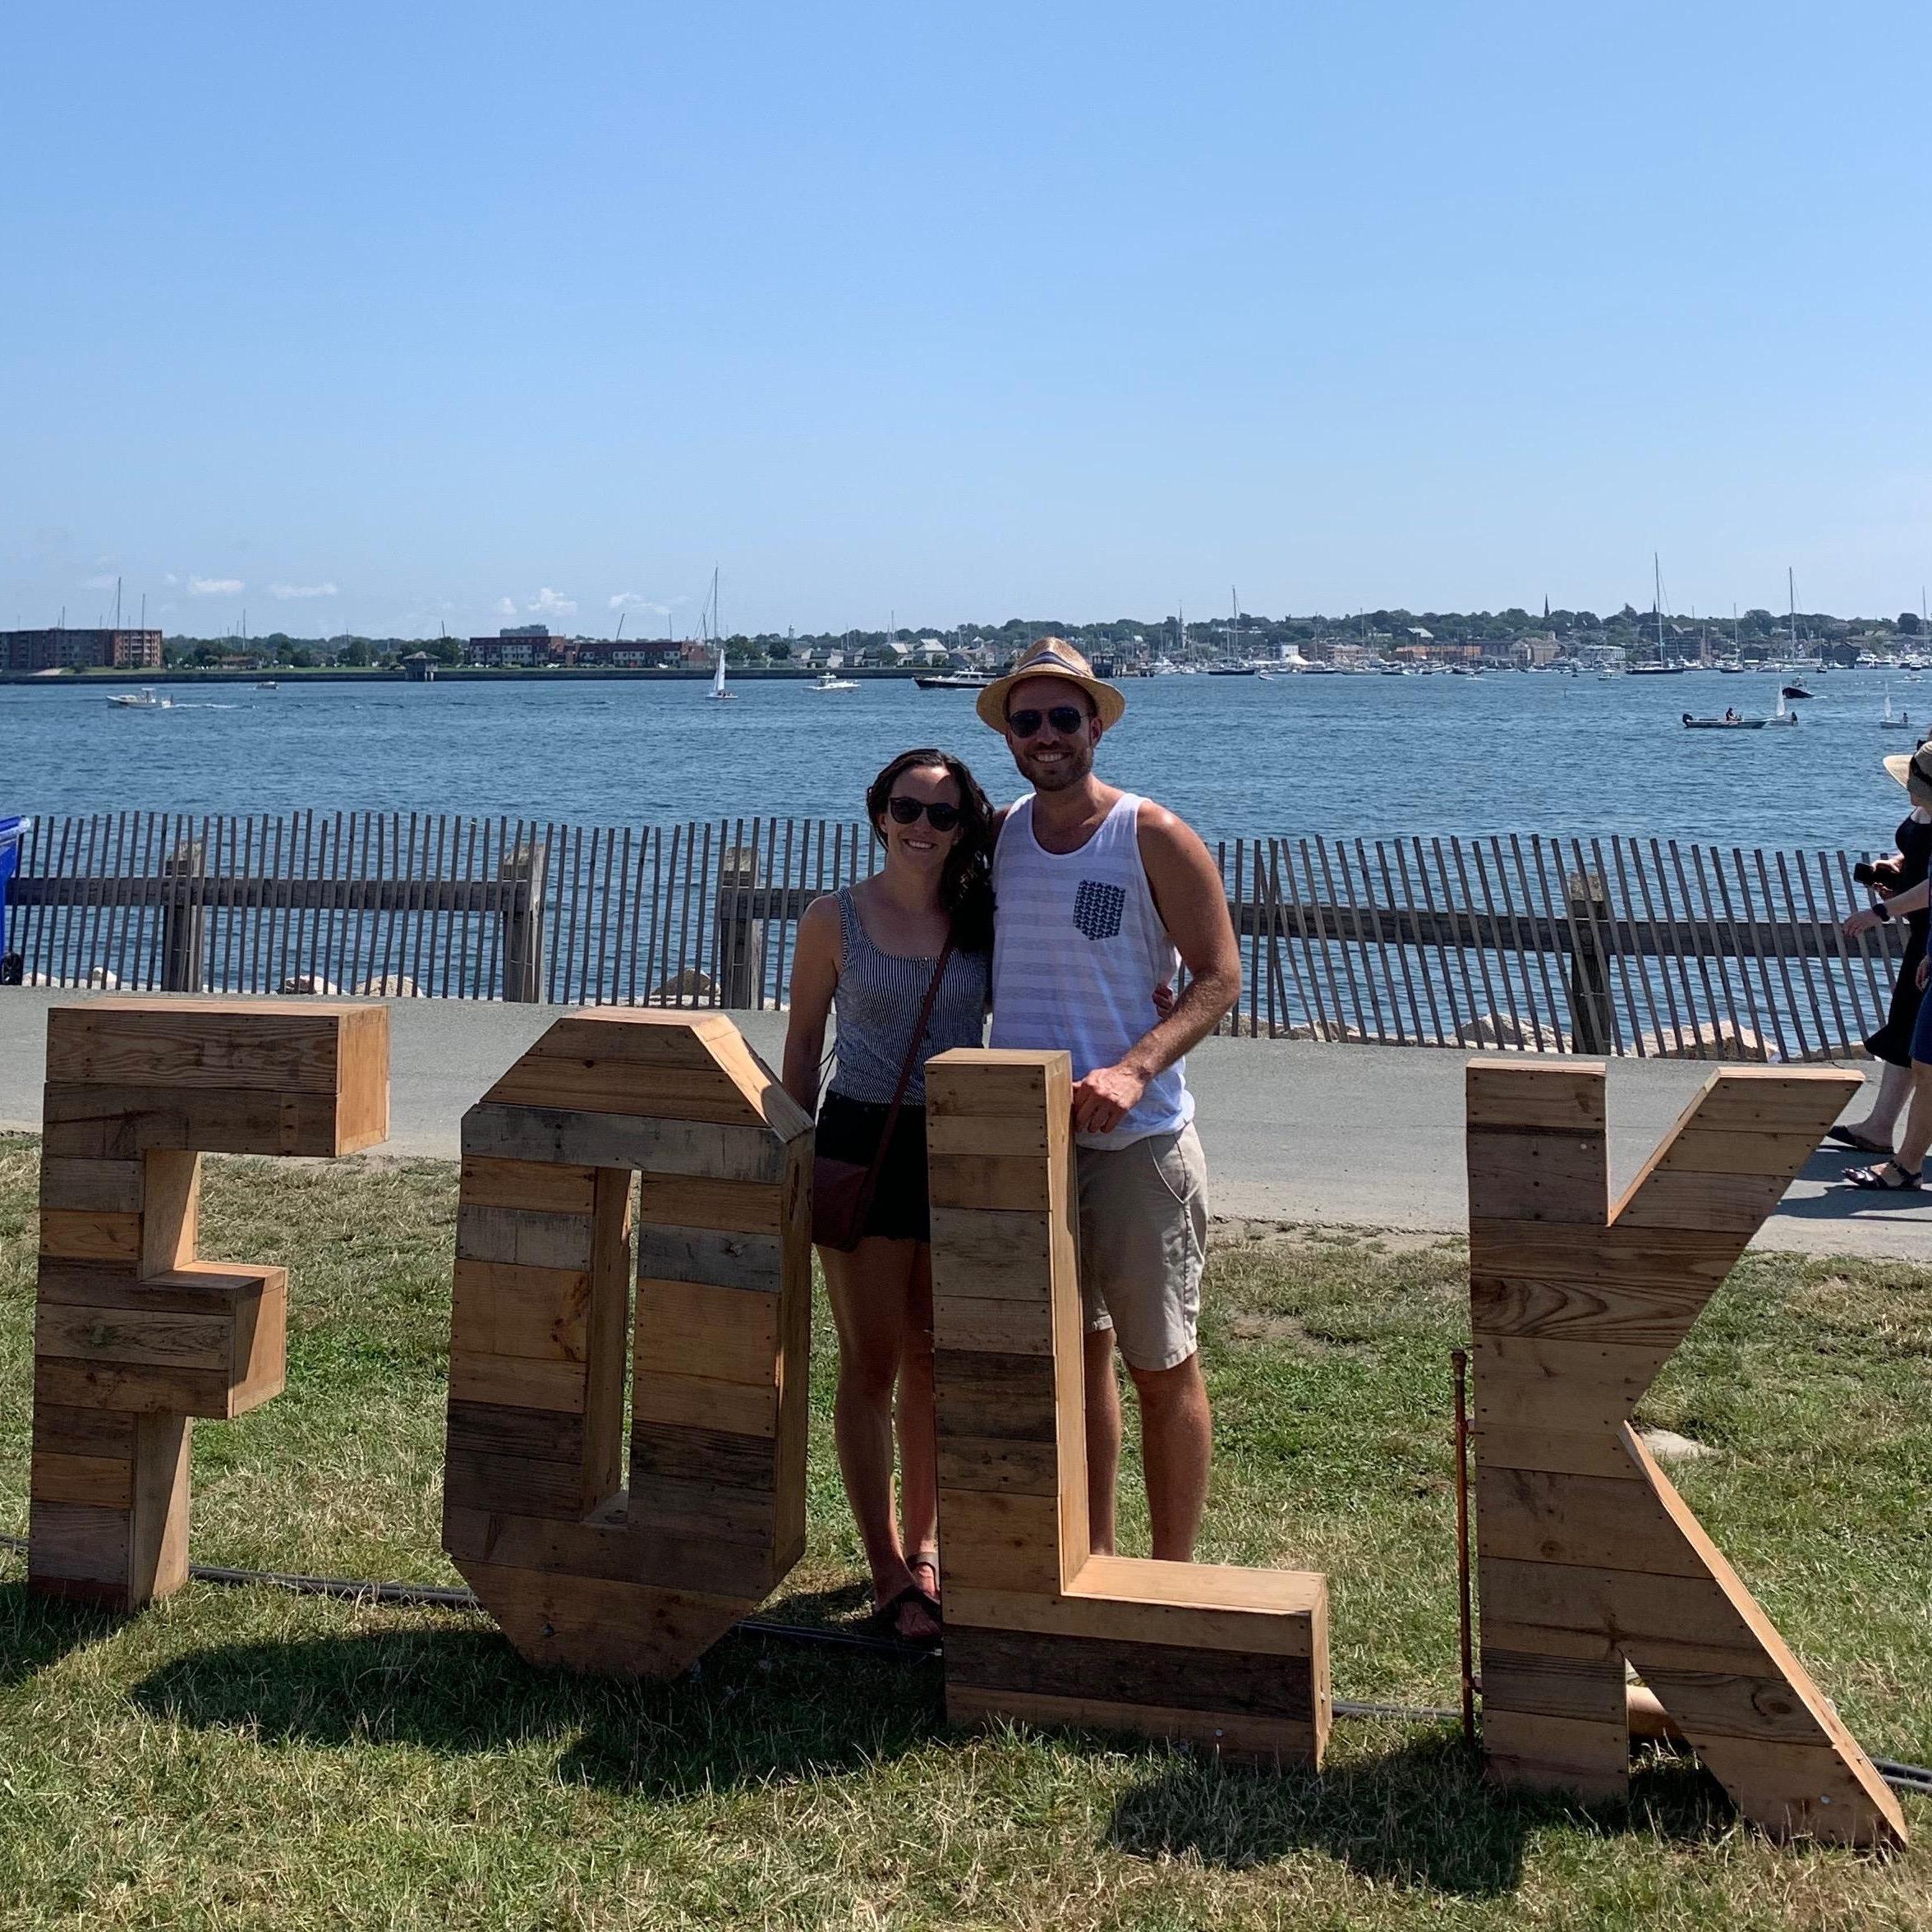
[
  {"xmin": 1466, "ymin": 1059, "xmax": 1906, "ymax": 1848},
  {"xmin": 20, "ymin": 997, "xmax": 1906, "ymax": 1847},
  {"xmin": 30, "ymin": 998, "xmax": 389, "ymax": 1608}
]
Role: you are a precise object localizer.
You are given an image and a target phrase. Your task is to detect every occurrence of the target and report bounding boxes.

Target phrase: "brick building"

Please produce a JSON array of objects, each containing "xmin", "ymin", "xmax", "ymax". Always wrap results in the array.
[
  {"xmin": 465, "ymin": 625, "xmax": 555, "ymax": 667},
  {"xmin": 2, "ymin": 628, "xmax": 163, "ymax": 673}
]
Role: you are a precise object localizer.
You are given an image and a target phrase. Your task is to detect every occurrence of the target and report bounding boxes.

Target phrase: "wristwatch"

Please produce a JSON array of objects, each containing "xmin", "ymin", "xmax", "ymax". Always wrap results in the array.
[{"xmin": 1874, "ymin": 899, "xmax": 1893, "ymax": 923}]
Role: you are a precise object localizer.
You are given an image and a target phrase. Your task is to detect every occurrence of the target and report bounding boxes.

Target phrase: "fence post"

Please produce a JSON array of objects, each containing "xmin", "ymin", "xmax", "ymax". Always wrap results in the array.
[
  {"xmin": 1565, "ymin": 869, "xmax": 1613, "ymax": 1056},
  {"xmin": 716, "ymin": 844, "xmax": 761, "ymax": 1009},
  {"xmin": 160, "ymin": 840, "xmax": 207, "ymax": 993},
  {"xmin": 500, "ymin": 841, "xmax": 546, "ymax": 1003}
]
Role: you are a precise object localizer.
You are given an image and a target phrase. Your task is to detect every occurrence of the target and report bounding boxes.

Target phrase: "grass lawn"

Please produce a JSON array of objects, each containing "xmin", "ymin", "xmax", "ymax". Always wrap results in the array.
[{"xmin": 1, "ymin": 1137, "xmax": 1929, "ymax": 1929}]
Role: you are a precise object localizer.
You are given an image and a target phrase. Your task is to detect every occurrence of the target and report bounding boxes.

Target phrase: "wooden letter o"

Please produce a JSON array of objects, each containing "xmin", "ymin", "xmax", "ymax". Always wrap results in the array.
[
  {"xmin": 442, "ymin": 1011, "xmax": 813, "ymax": 1676},
  {"xmin": 30, "ymin": 998, "xmax": 390, "ymax": 1610}
]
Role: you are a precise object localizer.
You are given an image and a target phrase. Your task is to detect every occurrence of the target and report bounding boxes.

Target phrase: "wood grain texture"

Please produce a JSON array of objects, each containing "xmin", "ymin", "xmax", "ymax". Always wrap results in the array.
[
  {"xmin": 1466, "ymin": 1061, "xmax": 1904, "ymax": 1848},
  {"xmin": 445, "ymin": 1012, "xmax": 811, "ymax": 1678},
  {"xmin": 925, "ymin": 1046, "xmax": 1331, "ymax": 1769}
]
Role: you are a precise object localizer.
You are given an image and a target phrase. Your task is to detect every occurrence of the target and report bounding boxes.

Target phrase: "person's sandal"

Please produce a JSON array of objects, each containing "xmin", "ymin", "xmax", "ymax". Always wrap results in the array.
[
  {"xmin": 1843, "ymin": 1160, "xmax": 1924, "ymax": 1192},
  {"xmin": 876, "ymin": 1582, "xmax": 942, "ymax": 1648}
]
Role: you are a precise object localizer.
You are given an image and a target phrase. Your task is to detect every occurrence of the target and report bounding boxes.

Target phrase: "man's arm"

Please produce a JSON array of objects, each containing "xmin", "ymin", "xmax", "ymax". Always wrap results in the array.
[{"xmin": 1071, "ymin": 806, "xmax": 1240, "ymax": 1137}]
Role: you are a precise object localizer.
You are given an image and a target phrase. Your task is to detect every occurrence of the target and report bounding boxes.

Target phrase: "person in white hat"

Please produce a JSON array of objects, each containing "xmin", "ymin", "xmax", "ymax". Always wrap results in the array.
[
  {"xmin": 978, "ymin": 638, "xmax": 1242, "ymax": 1562},
  {"xmin": 1839, "ymin": 741, "xmax": 1932, "ymax": 1189}
]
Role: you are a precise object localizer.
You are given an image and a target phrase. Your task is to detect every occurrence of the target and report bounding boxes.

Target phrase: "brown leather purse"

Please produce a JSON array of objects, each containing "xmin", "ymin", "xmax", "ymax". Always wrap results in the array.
[{"xmin": 812, "ymin": 937, "xmax": 955, "ymax": 1252}]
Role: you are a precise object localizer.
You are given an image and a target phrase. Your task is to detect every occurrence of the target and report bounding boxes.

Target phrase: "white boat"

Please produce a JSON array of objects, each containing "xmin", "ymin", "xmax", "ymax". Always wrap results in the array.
[
  {"xmin": 913, "ymin": 671, "xmax": 992, "ymax": 690},
  {"xmin": 706, "ymin": 646, "xmax": 736, "ymax": 702},
  {"xmin": 107, "ymin": 688, "xmax": 173, "ymax": 710},
  {"xmin": 806, "ymin": 671, "xmax": 859, "ymax": 692}
]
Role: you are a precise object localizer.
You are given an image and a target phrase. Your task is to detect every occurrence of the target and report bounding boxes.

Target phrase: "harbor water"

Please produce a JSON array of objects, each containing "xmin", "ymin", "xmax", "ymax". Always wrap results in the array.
[{"xmin": 3, "ymin": 668, "xmax": 1923, "ymax": 849}]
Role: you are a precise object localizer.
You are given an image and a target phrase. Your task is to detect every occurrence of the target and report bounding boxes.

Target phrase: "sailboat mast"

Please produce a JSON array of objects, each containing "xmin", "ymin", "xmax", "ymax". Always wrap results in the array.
[
  {"xmin": 1788, "ymin": 567, "xmax": 1796, "ymax": 656},
  {"xmin": 1654, "ymin": 554, "xmax": 1664, "ymax": 658}
]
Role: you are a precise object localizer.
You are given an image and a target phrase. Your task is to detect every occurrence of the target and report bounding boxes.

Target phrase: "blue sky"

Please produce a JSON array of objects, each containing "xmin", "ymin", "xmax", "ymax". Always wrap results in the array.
[{"xmin": 4, "ymin": 2, "xmax": 1928, "ymax": 637}]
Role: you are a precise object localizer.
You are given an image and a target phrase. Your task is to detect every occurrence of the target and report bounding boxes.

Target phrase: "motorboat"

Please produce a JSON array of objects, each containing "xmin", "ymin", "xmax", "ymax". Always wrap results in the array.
[
  {"xmin": 806, "ymin": 671, "xmax": 859, "ymax": 692},
  {"xmin": 1781, "ymin": 683, "xmax": 1814, "ymax": 700},
  {"xmin": 107, "ymin": 688, "xmax": 173, "ymax": 709},
  {"xmin": 1682, "ymin": 696, "xmax": 1799, "ymax": 730},
  {"xmin": 913, "ymin": 671, "xmax": 992, "ymax": 690}
]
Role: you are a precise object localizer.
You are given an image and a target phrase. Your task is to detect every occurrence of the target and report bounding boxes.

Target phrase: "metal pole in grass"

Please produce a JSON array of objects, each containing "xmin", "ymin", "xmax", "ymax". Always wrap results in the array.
[{"xmin": 1451, "ymin": 1347, "xmax": 1476, "ymax": 1751}]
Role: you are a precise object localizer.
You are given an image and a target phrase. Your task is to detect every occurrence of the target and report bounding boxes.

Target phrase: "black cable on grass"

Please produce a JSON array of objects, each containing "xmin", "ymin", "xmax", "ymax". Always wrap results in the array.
[{"xmin": 2, "ymin": 1534, "xmax": 1927, "ymax": 1791}]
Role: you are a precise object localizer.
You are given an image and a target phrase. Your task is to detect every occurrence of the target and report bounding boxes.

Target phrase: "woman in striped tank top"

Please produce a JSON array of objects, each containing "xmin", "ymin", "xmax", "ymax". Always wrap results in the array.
[{"xmin": 782, "ymin": 748, "xmax": 995, "ymax": 1644}]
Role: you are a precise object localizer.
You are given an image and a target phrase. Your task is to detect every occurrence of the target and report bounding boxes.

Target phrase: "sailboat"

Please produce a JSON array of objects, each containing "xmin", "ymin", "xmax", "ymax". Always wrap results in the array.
[{"xmin": 707, "ymin": 644, "xmax": 736, "ymax": 702}]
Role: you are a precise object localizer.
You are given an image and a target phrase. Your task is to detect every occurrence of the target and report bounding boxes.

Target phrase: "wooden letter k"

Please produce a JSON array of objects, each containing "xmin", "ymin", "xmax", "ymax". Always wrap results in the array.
[{"xmin": 1466, "ymin": 1058, "xmax": 1906, "ymax": 1848}]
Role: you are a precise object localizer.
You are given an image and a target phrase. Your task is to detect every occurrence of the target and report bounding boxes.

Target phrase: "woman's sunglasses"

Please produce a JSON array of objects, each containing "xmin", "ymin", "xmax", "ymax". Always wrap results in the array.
[
  {"xmin": 1006, "ymin": 704, "xmax": 1087, "ymax": 738},
  {"xmin": 887, "ymin": 796, "xmax": 963, "ymax": 831}
]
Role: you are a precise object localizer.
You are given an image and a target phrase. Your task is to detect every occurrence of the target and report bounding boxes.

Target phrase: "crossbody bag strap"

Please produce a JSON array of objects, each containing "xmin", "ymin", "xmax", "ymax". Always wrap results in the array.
[{"xmin": 859, "ymin": 935, "xmax": 956, "ymax": 1189}]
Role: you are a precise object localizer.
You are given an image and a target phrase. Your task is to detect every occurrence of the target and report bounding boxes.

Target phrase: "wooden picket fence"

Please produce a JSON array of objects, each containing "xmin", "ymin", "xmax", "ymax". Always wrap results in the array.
[{"xmin": 1, "ymin": 810, "xmax": 1906, "ymax": 1060}]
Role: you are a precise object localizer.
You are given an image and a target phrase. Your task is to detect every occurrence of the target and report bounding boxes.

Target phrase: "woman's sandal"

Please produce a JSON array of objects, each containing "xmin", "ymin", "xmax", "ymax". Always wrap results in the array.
[
  {"xmin": 876, "ymin": 1582, "xmax": 943, "ymax": 1648},
  {"xmin": 1827, "ymin": 1125, "xmax": 1893, "ymax": 1155},
  {"xmin": 1842, "ymin": 1160, "xmax": 1924, "ymax": 1192}
]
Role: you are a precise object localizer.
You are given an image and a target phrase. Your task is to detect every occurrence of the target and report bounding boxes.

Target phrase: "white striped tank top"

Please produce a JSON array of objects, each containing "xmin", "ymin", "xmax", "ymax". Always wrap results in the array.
[{"xmin": 989, "ymin": 793, "xmax": 1193, "ymax": 1150}]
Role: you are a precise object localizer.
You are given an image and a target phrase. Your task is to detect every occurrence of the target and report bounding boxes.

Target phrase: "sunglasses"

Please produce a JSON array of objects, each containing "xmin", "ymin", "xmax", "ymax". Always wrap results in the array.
[
  {"xmin": 1007, "ymin": 704, "xmax": 1087, "ymax": 738},
  {"xmin": 887, "ymin": 796, "xmax": 963, "ymax": 830}
]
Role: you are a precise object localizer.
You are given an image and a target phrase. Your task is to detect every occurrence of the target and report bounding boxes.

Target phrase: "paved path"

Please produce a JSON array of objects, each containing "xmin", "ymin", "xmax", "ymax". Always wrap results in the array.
[{"xmin": 3, "ymin": 991, "xmax": 1925, "ymax": 1260}]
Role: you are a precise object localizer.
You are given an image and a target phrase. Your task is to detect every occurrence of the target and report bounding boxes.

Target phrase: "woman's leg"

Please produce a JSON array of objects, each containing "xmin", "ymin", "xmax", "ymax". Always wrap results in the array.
[
  {"xmin": 1847, "ymin": 1060, "xmax": 1915, "ymax": 1143},
  {"xmin": 820, "ymin": 1236, "xmax": 936, "ymax": 1634},
  {"xmin": 1895, "ymin": 1060, "xmax": 1932, "ymax": 1174},
  {"xmin": 896, "ymin": 1243, "xmax": 939, "ymax": 1594}
]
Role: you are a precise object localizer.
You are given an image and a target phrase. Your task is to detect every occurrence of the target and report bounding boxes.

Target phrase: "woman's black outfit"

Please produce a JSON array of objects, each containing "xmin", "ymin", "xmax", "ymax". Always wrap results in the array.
[{"xmin": 1862, "ymin": 812, "xmax": 1932, "ymax": 1066}]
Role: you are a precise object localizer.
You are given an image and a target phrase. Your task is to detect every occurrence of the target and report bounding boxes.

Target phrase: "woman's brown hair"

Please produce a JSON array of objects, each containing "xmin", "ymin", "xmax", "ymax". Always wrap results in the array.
[{"xmin": 865, "ymin": 747, "xmax": 996, "ymax": 954}]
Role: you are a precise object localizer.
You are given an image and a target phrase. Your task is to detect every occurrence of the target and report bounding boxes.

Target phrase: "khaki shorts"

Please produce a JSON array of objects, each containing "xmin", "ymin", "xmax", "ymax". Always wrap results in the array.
[{"xmin": 1075, "ymin": 1123, "xmax": 1208, "ymax": 1372}]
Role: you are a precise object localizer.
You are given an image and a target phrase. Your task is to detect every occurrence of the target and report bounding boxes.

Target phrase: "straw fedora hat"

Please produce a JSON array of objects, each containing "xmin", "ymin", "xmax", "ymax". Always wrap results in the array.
[{"xmin": 976, "ymin": 637, "xmax": 1126, "ymax": 733}]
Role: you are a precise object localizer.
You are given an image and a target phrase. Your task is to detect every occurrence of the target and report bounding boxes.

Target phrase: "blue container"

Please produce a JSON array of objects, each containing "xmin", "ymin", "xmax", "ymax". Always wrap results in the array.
[{"xmin": 0, "ymin": 815, "xmax": 28, "ymax": 982}]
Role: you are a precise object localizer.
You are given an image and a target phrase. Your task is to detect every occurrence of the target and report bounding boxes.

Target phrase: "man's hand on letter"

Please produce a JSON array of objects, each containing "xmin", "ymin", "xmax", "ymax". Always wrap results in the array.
[{"xmin": 1073, "ymin": 1061, "xmax": 1150, "ymax": 1137}]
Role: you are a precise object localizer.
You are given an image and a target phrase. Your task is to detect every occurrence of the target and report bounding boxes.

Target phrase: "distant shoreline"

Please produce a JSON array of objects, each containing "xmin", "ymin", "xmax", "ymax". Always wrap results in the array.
[{"xmin": 0, "ymin": 665, "xmax": 941, "ymax": 688}]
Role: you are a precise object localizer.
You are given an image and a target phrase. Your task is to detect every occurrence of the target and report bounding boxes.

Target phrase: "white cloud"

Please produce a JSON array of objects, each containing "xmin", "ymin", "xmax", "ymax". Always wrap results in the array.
[
  {"xmin": 528, "ymin": 586, "xmax": 577, "ymax": 619},
  {"xmin": 495, "ymin": 596, "xmax": 518, "ymax": 619},
  {"xmin": 607, "ymin": 591, "xmax": 670, "ymax": 615},
  {"xmin": 188, "ymin": 576, "xmax": 244, "ymax": 596},
  {"xmin": 269, "ymin": 582, "xmax": 339, "ymax": 600},
  {"xmin": 82, "ymin": 572, "xmax": 119, "ymax": 591}
]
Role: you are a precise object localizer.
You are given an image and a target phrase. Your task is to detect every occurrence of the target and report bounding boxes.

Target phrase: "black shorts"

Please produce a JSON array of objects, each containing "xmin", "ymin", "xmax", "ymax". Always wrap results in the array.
[{"xmin": 816, "ymin": 1092, "xmax": 932, "ymax": 1242}]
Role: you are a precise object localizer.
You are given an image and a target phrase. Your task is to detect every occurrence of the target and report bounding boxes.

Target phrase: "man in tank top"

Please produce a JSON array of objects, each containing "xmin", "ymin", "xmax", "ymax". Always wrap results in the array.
[{"xmin": 978, "ymin": 639, "xmax": 1242, "ymax": 1562}]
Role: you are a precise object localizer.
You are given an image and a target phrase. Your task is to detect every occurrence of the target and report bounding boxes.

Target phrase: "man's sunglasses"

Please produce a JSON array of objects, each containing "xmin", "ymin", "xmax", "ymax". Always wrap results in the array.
[
  {"xmin": 887, "ymin": 796, "xmax": 963, "ymax": 830},
  {"xmin": 1006, "ymin": 704, "xmax": 1087, "ymax": 738}
]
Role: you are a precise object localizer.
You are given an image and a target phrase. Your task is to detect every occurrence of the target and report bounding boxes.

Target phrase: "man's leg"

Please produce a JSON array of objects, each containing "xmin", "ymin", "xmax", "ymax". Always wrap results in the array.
[
  {"xmin": 1125, "ymin": 1350, "xmax": 1212, "ymax": 1562},
  {"xmin": 1079, "ymin": 1125, "xmax": 1211, "ymax": 1560},
  {"xmin": 1083, "ymin": 1327, "xmax": 1123, "ymax": 1556}
]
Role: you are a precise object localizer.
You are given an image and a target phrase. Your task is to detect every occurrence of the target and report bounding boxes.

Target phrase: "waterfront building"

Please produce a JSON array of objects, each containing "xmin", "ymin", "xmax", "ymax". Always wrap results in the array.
[
  {"xmin": 465, "ymin": 625, "xmax": 556, "ymax": 667},
  {"xmin": 2, "ymin": 627, "xmax": 162, "ymax": 673},
  {"xmin": 563, "ymin": 637, "xmax": 681, "ymax": 669}
]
